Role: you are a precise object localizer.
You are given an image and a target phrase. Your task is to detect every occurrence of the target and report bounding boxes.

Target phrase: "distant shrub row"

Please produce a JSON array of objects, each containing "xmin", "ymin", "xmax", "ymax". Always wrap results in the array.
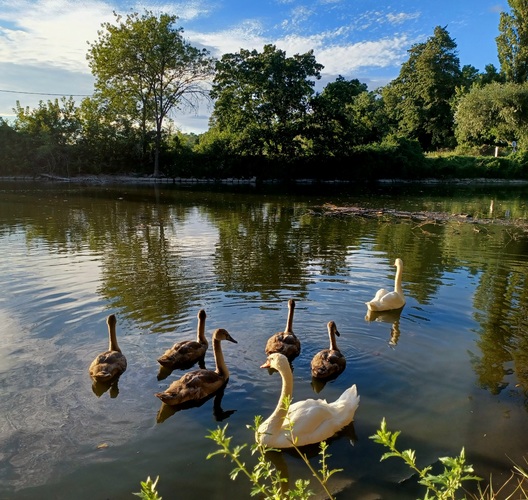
[{"xmin": 164, "ymin": 139, "xmax": 528, "ymax": 182}]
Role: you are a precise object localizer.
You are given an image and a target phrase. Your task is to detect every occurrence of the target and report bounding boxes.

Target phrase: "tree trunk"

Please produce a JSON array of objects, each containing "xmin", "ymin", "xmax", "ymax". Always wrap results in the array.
[{"xmin": 153, "ymin": 120, "xmax": 162, "ymax": 177}]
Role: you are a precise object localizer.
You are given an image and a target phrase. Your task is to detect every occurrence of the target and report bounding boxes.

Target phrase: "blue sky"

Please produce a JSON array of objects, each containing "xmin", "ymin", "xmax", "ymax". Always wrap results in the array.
[{"xmin": 0, "ymin": 0, "xmax": 507, "ymax": 133}]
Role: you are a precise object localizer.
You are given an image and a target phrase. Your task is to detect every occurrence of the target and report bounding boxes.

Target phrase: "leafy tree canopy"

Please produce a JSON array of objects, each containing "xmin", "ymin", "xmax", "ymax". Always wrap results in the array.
[
  {"xmin": 209, "ymin": 44, "xmax": 323, "ymax": 157},
  {"xmin": 307, "ymin": 76, "xmax": 384, "ymax": 154},
  {"xmin": 496, "ymin": 0, "xmax": 528, "ymax": 83},
  {"xmin": 382, "ymin": 26, "xmax": 462, "ymax": 150},
  {"xmin": 87, "ymin": 11, "xmax": 215, "ymax": 176},
  {"xmin": 455, "ymin": 81, "xmax": 528, "ymax": 147}
]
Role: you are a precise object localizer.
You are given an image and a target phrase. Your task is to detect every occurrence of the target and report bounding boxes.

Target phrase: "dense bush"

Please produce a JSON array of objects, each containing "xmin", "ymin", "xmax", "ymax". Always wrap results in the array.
[
  {"xmin": 425, "ymin": 153, "xmax": 528, "ymax": 179},
  {"xmin": 3, "ymin": 111, "xmax": 528, "ymax": 181}
]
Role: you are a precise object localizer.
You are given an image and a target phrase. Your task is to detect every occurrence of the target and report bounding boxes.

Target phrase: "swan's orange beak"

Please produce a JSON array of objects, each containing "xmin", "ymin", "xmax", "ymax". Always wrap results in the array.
[{"xmin": 260, "ymin": 358, "xmax": 271, "ymax": 369}]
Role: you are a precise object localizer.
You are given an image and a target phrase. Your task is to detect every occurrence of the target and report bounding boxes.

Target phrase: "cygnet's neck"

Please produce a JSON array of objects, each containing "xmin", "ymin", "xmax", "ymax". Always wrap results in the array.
[
  {"xmin": 329, "ymin": 330, "xmax": 339, "ymax": 351},
  {"xmin": 197, "ymin": 316, "xmax": 208, "ymax": 345},
  {"xmin": 108, "ymin": 323, "xmax": 121, "ymax": 352},
  {"xmin": 285, "ymin": 303, "xmax": 295, "ymax": 333},
  {"xmin": 213, "ymin": 338, "xmax": 229, "ymax": 378}
]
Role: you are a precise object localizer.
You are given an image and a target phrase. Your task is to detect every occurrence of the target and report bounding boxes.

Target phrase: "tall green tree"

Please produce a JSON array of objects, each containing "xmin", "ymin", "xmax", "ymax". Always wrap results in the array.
[
  {"xmin": 87, "ymin": 11, "xmax": 215, "ymax": 176},
  {"xmin": 0, "ymin": 118, "xmax": 32, "ymax": 175},
  {"xmin": 477, "ymin": 64, "xmax": 506, "ymax": 86},
  {"xmin": 382, "ymin": 26, "xmax": 462, "ymax": 150},
  {"xmin": 307, "ymin": 76, "xmax": 369, "ymax": 154},
  {"xmin": 13, "ymin": 97, "xmax": 82, "ymax": 176},
  {"xmin": 209, "ymin": 44, "xmax": 323, "ymax": 158},
  {"xmin": 76, "ymin": 96, "xmax": 143, "ymax": 172},
  {"xmin": 454, "ymin": 81, "xmax": 528, "ymax": 148},
  {"xmin": 496, "ymin": 0, "xmax": 528, "ymax": 83}
]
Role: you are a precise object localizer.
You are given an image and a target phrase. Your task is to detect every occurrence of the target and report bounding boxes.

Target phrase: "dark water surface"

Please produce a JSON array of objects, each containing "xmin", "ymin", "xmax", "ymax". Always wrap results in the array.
[{"xmin": 0, "ymin": 180, "xmax": 527, "ymax": 499}]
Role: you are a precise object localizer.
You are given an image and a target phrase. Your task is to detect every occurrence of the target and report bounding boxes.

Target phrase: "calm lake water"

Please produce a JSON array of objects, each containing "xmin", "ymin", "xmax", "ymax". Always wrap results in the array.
[{"xmin": 0, "ymin": 180, "xmax": 527, "ymax": 499}]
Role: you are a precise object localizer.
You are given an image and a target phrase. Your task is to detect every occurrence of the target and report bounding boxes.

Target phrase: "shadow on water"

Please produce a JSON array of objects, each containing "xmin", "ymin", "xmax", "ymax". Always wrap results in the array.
[
  {"xmin": 156, "ymin": 355, "xmax": 207, "ymax": 381},
  {"xmin": 156, "ymin": 382, "xmax": 236, "ymax": 424},
  {"xmin": 365, "ymin": 307, "xmax": 403, "ymax": 347},
  {"xmin": 91, "ymin": 375, "xmax": 123, "ymax": 398},
  {"xmin": 311, "ymin": 371, "xmax": 344, "ymax": 393}
]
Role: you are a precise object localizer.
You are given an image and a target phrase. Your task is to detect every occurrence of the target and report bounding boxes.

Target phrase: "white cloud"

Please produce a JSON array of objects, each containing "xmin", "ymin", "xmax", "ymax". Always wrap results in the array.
[
  {"xmin": 290, "ymin": 5, "xmax": 314, "ymax": 25},
  {"xmin": 0, "ymin": 0, "xmax": 114, "ymax": 73},
  {"xmin": 386, "ymin": 12, "xmax": 421, "ymax": 25},
  {"xmin": 317, "ymin": 35, "xmax": 413, "ymax": 74},
  {"xmin": 191, "ymin": 20, "xmax": 413, "ymax": 78},
  {"xmin": 131, "ymin": 1, "xmax": 213, "ymax": 21},
  {"xmin": 0, "ymin": 0, "xmax": 213, "ymax": 73},
  {"xmin": 187, "ymin": 21, "xmax": 267, "ymax": 57}
]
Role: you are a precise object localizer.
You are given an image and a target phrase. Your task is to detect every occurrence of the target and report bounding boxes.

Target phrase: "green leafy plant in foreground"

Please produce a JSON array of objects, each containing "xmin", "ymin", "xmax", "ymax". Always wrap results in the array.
[
  {"xmin": 133, "ymin": 475, "xmax": 162, "ymax": 500},
  {"xmin": 206, "ymin": 396, "xmax": 341, "ymax": 499},
  {"xmin": 369, "ymin": 418, "xmax": 481, "ymax": 499},
  {"xmin": 135, "ymin": 417, "xmax": 528, "ymax": 499}
]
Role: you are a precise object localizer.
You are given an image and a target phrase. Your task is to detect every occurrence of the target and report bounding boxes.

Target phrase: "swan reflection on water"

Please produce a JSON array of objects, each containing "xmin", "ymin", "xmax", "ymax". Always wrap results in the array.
[
  {"xmin": 91, "ymin": 376, "xmax": 122, "ymax": 398},
  {"xmin": 157, "ymin": 356, "xmax": 207, "ymax": 381},
  {"xmin": 266, "ymin": 421, "xmax": 358, "ymax": 497},
  {"xmin": 311, "ymin": 371, "xmax": 342, "ymax": 393},
  {"xmin": 156, "ymin": 383, "xmax": 236, "ymax": 424},
  {"xmin": 365, "ymin": 308, "xmax": 403, "ymax": 347}
]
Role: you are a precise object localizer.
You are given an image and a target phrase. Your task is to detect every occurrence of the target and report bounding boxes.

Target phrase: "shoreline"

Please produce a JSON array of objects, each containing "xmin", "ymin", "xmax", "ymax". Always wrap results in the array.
[
  {"xmin": 2, "ymin": 174, "xmax": 527, "ymax": 231},
  {"xmin": 1, "ymin": 174, "xmax": 528, "ymax": 186}
]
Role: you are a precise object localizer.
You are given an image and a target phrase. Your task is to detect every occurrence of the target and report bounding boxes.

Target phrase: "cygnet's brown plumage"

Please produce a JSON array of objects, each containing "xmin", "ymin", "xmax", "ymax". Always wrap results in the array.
[
  {"xmin": 155, "ymin": 328, "xmax": 237, "ymax": 406},
  {"xmin": 157, "ymin": 309, "xmax": 208, "ymax": 369},
  {"xmin": 265, "ymin": 299, "xmax": 301, "ymax": 362},
  {"xmin": 311, "ymin": 321, "xmax": 346, "ymax": 379},
  {"xmin": 89, "ymin": 314, "xmax": 127, "ymax": 382}
]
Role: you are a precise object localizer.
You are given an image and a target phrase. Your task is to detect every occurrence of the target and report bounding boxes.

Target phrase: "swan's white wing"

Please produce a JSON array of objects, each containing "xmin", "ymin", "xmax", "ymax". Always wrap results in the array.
[
  {"xmin": 366, "ymin": 288, "xmax": 389, "ymax": 309},
  {"xmin": 366, "ymin": 291, "xmax": 405, "ymax": 311},
  {"xmin": 378, "ymin": 291, "xmax": 405, "ymax": 309},
  {"xmin": 373, "ymin": 288, "xmax": 389, "ymax": 301},
  {"xmin": 285, "ymin": 399, "xmax": 352, "ymax": 445}
]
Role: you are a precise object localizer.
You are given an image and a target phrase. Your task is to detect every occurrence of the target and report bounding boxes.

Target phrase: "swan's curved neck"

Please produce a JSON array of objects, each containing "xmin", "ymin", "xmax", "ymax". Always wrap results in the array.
[
  {"xmin": 213, "ymin": 339, "xmax": 229, "ymax": 378},
  {"xmin": 197, "ymin": 318, "xmax": 207, "ymax": 344},
  {"xmin": 394, "ymin": 262, "xmax": 404, "ymax": 295},
  {"xmin": 329, "ymin": 330, "xmax": 339, "ymax": 351},
  {"xmin": 268, "ymin": 363, "xmax": 293, "ymax": 428},
  {"xmin": 108, "ymin": 324, "xmax": 121, "ymax": 353},
  {"xmin": 285, "ymin": 305, "xmax": 294, "ymax": 333}
]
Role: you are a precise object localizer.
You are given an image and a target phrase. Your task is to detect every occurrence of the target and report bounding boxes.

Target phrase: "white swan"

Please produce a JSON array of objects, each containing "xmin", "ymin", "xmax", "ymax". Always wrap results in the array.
[
  {"xmin": 365, "ymin": 258, "xmax": 406, "ymax": 312},
  {"xmin": 89, "ymin": 314, "xmax": 127, "ymax": 382},
  {"xmin": 155, "ymin": 328, "xmax": 237, "ymax": 406},
  {"xmin": 257, "ymin": 352, "xmax": 359, "ymax": 449},
  {"xmin": 265, "ymin": 299, "xmax": 301, "ymax": 362},
  {"xmin": 157, "ymin": 309, "xmax": 208, "ymax": 369},
  {"xmin": 311, "ymin": 321, "xmax": 346, "ymax": 380}
]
